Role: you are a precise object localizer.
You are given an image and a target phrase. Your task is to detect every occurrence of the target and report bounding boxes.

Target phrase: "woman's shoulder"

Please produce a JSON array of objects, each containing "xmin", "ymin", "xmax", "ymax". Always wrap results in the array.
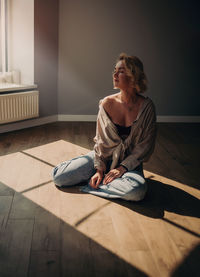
[{"xmin": 99, "ymin": 93, "xmax": 119, "ymax": 109}]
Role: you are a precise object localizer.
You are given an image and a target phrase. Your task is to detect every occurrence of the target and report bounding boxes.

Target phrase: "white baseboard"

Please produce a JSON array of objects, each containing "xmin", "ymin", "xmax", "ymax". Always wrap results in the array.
[
  {"xmin": 58, "ymin": 114, "xmax": 97, "ymax": 122},
  {"xmin": 1, "ymin": 114, "xmax": 200, "ymax": 134},
  {"xmin": 157, "ymin": 116, "xmax": 200, "ymax": 123},
  {"xmin": 58, "ymin": 114, "xmax": 200, "ymax": 123},
  {"xmin": 0, "ymin": 115, "xmax": 58, "ymax": 134}
]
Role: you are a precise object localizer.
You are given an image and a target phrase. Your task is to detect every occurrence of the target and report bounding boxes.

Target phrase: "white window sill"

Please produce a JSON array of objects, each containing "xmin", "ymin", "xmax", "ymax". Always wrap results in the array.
[{"xmin": 0, "ymin": 83, "xmax": 37, "ymax": 93}]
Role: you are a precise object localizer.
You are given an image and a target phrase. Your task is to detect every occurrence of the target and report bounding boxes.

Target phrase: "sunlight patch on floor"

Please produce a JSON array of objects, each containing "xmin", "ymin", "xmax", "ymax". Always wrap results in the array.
[{"xmin": 0, "ymin": 139, "xmax": 199, "ymax": 276}]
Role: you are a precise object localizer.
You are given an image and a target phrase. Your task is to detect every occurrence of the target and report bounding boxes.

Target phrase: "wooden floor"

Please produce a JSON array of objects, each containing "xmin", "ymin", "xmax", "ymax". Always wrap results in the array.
[{"xmin": 0, "ymin": 121, "xmax": 199, "ymax": 277}]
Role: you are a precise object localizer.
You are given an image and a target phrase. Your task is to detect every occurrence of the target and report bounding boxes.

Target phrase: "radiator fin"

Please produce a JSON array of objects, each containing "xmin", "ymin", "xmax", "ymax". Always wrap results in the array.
[{"xmin": 0, "ymin": 91, "xmax": 39, "ymax": 124}]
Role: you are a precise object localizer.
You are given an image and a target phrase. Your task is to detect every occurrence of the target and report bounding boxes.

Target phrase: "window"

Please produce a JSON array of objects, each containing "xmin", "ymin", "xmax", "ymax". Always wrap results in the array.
[{"xmin": 0, "ymin": 0, "xmax": 34, "ymax": 90}]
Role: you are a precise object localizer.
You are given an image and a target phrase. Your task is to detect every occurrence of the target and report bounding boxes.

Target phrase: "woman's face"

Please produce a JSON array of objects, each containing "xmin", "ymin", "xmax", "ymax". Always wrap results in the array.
[{"xmin": 113, "ymin": 60, "xmax": 132, "ymax": 90}]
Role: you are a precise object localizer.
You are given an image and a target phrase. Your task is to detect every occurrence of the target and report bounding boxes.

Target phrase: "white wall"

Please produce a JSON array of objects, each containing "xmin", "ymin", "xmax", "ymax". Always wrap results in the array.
[{"xmin": 8, "ymin": 0, "xmax": 34, "ymax": 85}]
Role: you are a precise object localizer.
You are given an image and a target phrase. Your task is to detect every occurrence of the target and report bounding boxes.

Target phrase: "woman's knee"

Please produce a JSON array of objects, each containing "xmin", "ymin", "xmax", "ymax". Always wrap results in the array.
[
  {"xmin": 52, "ymin": 151, "xmax": 95, "ymax": 187},
  {"xmin": 52, "ymin": 161, "xmax": 70, "ymax": 187},
  {"xmin": 52, "ymin": 161, "xmax": 83, "ymax": 187},
  {"xmin": 123, "ymin": 181, "xmax": 147, "ymax": 201},
  {"xmin": 121, "ymin": 173, "xmax": 147, "ymax": 201}
]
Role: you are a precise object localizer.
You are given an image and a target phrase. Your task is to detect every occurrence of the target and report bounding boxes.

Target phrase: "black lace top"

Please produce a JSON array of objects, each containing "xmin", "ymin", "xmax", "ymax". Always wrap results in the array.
[{"xmin": 114, "ymin": 123, "xmax": 132, "ymax": 140}]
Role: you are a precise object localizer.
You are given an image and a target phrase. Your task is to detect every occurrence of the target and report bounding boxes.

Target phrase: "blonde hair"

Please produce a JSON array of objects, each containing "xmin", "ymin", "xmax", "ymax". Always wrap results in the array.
[{"xmin": 116, "ymin": 53, "xmax": 148, "ymax": 93}]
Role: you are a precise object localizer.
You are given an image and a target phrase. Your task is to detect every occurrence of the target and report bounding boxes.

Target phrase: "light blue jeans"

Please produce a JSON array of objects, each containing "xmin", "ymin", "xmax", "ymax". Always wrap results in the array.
[{"xmin": 52, "ymin": 150, "xmax": 147, "ymax": 201}]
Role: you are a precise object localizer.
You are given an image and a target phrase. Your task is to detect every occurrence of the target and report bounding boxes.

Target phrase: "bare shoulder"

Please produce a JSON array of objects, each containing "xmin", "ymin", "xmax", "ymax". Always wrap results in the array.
[{"xmin": 101, "ymin": 93, "xmax": 120, "ymax": 110}]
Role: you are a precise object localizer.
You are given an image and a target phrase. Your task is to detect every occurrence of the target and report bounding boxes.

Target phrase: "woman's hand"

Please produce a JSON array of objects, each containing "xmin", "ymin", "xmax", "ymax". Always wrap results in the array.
[
  {"xmin": 89, "ymin": 170, "xmax": 104, "ymax": 189},
  {"xmin": 103, "ymin": 166, "xmax": 127, "ymax": 185}
]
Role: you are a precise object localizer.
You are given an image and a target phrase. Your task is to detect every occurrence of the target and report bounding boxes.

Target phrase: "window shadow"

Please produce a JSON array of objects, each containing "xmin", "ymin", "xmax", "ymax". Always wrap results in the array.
[
  {"xmin": 171, "ymin": 243, "xmax": 200, "ymax": 277},
  {"xmin": 59, "ymin": 178, "xmax": 200, "ymax": 220},
  {"xmin": 1, "ymin": 122, "xmax": 199, "ymax": 275},
  {"xmin": 59, "ymin": 178, "xmax": 200, "ymax": 239},
  {"xmin": 122, "ymin": 178, "xmax": 200, "ymax": 219},
  {"xmin": 0, "ymin": 181, "xmax": 147, "ymax": 276}
]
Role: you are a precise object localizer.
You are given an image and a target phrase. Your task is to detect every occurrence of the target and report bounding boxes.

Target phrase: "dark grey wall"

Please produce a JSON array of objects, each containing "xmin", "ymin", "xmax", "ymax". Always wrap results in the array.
[
  {"xmin": 58, "ymin": 0, "xmax": 199, "ymax": 116},
  {"xmin": 34, "ymin": 0, "xmax": 59, "ymax": 117}
]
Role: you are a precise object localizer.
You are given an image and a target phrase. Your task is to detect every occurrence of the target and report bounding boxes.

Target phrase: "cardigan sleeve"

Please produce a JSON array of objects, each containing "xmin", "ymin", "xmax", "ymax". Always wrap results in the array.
[
  {"xmin": 93, "ymin": 100, "xmax": 120, "ymax": 172},
  {"xmin": 93, "ymin": 114, "xmax": 107, "ymax": 172},
  {"xmin": 120, "ymin": 102, "xmax": 157, "ymax": 171}
]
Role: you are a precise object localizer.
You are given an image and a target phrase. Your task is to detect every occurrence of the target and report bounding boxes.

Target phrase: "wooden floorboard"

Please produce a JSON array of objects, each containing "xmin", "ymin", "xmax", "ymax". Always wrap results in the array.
[{"xmin": 0, "ymin": 122, "xmax": 199, "ymax": 277}]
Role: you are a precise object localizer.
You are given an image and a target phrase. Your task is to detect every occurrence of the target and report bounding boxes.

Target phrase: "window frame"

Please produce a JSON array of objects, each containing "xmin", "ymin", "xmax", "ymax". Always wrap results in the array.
[{"xmin": 0, "ymin": 0, "xmax": 8, "ymax": 73}]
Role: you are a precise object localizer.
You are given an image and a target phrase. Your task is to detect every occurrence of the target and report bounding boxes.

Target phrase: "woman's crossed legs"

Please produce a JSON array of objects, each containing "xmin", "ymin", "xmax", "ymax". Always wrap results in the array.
[{"xmin": 52, "ymin": 151, "xmax": 147, "ymax": 201}]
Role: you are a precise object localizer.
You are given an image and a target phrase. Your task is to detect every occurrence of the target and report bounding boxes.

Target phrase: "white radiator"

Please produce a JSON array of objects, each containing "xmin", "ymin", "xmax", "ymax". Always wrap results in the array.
[{"xmin": 0, "ymin": 90, "xmax": 39, "ymax": 124}]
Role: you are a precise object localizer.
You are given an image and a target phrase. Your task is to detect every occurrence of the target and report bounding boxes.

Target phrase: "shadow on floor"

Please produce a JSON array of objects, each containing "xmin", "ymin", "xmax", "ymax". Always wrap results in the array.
[
  {"xmin": 59, "ymin": 178, "xmax": 200, "ymax": 221},
  {"xmin": 171, "ymin": 243, "xmax": 200, "ymax": 276},
  {"xmin": 0, "ymin": 181, "xmax": 147, "ymax": 277},
  {"xmin": 119, "ymin": 178, "xmax": 200, "ymax": 219}
]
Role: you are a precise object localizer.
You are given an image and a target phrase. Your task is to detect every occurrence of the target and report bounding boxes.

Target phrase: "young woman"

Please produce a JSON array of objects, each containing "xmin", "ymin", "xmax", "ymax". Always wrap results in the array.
[{"xmin": 52, "ymin": 53, "xmax": 157, "ymax": 201}]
